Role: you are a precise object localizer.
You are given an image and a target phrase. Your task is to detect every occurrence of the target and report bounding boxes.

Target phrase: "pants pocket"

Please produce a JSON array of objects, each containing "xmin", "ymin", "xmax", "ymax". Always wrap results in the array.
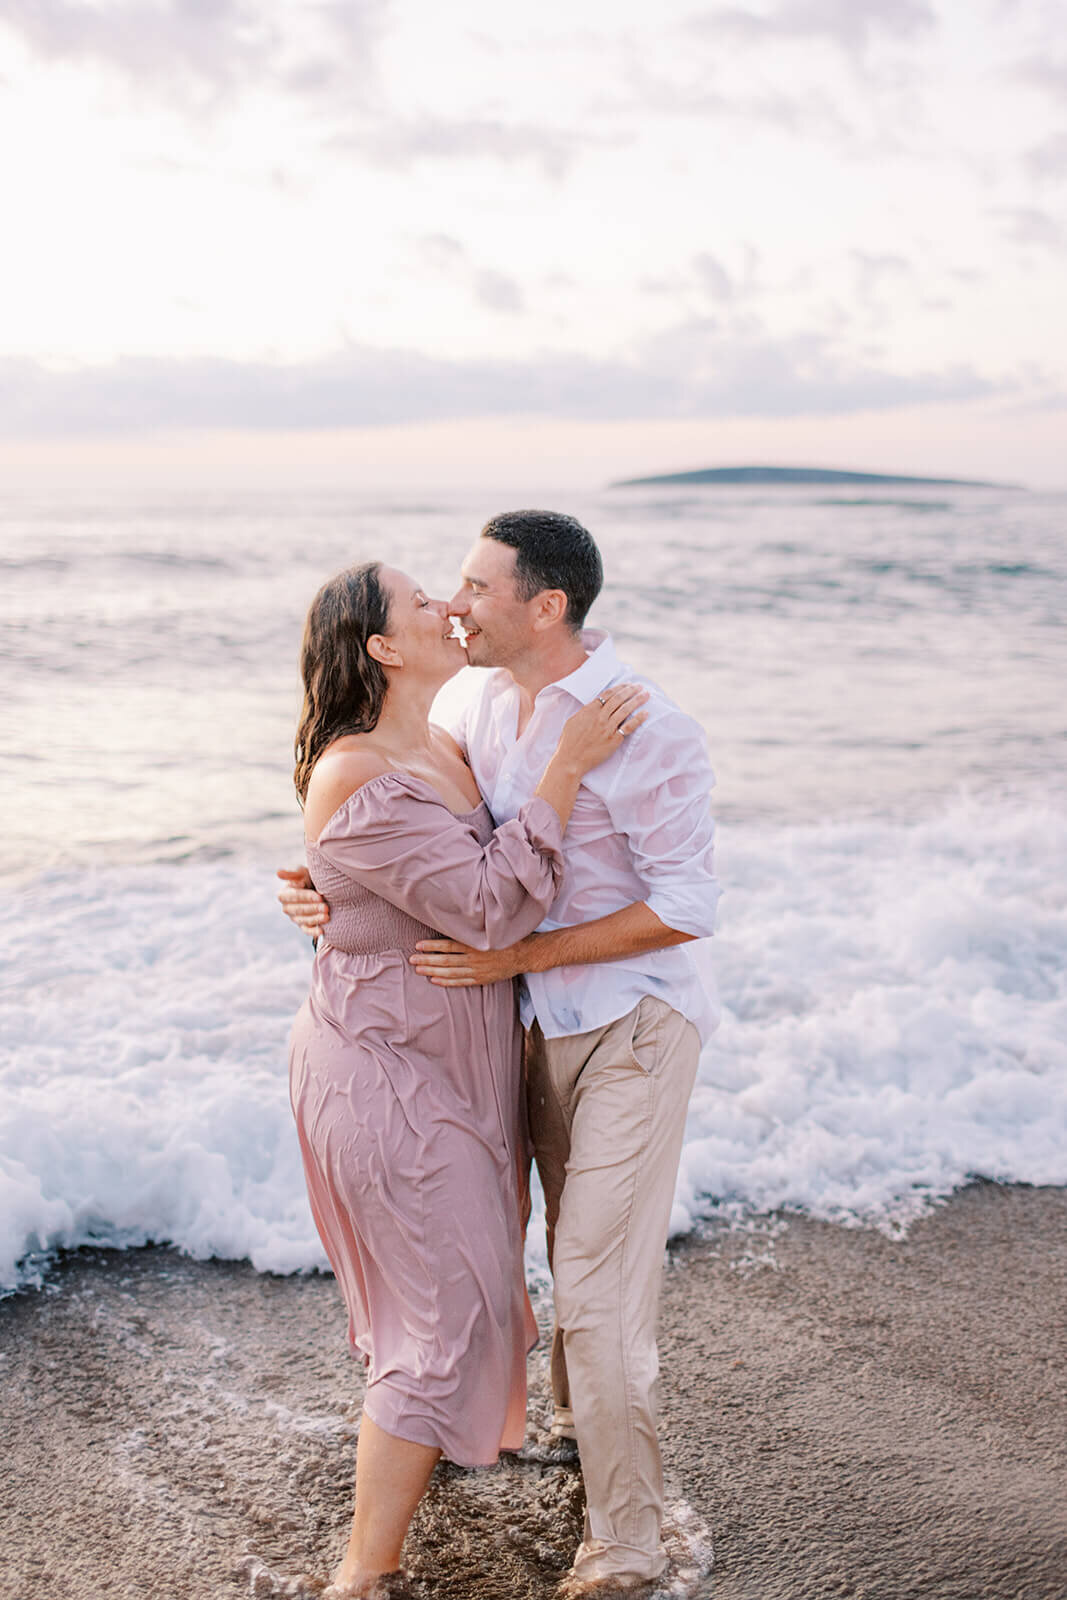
[{"xmin": 626, "ymin": 996, "xmax": 670, "ymax": 1075}]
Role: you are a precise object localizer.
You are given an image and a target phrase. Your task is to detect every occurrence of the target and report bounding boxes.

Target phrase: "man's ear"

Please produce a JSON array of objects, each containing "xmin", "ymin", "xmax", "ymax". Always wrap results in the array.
[
  {"xmin": 531, "ymin": 589, "xmax": 568, "ymax": 631},
  {"xmin": 367, "ymin": 633, "xmax": 402, "ymax": 667}
]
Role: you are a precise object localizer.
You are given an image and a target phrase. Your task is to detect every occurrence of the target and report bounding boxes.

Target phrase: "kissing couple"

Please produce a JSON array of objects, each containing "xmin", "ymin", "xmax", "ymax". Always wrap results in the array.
[{"xmin": 279, "ymin": 508, "xmax": 719, "ymax": 1596}]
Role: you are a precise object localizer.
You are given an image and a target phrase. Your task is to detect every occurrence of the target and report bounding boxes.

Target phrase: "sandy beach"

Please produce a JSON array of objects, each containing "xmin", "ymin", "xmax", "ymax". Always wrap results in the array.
[{"xmin": 2, "ymin": 1180, "xmax": 1064, "ymax": 1600}]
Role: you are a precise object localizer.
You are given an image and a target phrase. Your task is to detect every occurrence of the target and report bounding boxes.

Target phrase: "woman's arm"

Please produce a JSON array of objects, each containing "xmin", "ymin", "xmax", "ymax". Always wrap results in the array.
[
  {"xmin": 313, "ymin": 779, "xmax": 565, "ymax": 951},
  {"xmin": 278, "ymin": 686, "xmax": 648, "ymax": 942},
  {"xmin": 531, "ymin": 682, "xmax": 648, "ymax": 829},
  {"xmin": 311, "ymin": 688, "xmax": 646, "ymax": 950}
]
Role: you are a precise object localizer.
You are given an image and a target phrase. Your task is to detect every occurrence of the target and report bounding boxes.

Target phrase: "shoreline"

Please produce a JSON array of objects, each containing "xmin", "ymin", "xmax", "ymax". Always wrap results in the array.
[{"xmin": 2, "ymin": 1181, "xmax": 1065, "ymax": 1599}]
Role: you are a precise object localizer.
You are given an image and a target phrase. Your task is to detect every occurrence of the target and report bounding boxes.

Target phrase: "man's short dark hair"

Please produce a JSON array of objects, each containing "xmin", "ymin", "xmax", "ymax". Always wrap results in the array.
[{"xmin": 480, "ymin": 509, "xmax": 603, "ymax": 632}]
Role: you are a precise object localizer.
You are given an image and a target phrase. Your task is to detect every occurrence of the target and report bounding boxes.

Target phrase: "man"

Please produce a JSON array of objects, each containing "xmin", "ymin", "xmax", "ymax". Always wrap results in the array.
[{"xmin": 280, "ymin": 510, "xmax": 719, "ymax": 1593}]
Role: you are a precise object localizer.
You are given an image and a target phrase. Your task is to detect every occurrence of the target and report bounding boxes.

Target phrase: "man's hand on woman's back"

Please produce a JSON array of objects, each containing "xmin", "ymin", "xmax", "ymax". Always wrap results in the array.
[{"xmin": 277, "ymin": 867, "xmax": 329, "ymax": 935}]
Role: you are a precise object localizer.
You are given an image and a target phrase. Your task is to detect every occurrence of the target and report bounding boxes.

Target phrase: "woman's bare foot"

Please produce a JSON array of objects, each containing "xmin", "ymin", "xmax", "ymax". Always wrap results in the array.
[
  {"xmin": 325, "ymin": 1417, "xmax": 438, "ymax": 1600},
  {"xmin": 323, "ymin": 1570, "xmax": 394, "ymax": 1600}
]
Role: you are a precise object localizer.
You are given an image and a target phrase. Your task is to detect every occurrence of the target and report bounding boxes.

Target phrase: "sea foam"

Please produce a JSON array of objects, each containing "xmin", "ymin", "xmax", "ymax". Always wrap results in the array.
[{"xmin": 2, "ymin": 796, "xmax": 1065, "ymax": 1291}]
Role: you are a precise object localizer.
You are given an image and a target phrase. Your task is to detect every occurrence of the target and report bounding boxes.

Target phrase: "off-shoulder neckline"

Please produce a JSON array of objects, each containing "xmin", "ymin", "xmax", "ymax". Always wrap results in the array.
[{"xmin": 306, "ymin": 769, "xmax": 488, "ymax": 848}]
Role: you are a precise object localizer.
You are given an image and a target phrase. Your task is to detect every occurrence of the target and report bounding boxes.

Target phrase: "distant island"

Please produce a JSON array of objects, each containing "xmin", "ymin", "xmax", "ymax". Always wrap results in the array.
[{"xmin": 612, "ymin": 465, "xmax": 1021, "ymax": 490}]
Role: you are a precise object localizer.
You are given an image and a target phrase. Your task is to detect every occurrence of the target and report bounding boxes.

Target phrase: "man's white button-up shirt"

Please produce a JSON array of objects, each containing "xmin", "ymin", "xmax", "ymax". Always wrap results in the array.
[{"xmin": 450, "ymin": 630, "xmax": 721, "ymax": 1043}]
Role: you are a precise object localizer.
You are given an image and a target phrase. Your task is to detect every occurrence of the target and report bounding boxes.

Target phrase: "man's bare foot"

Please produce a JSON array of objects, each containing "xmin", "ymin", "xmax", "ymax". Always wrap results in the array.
[{"xmin": 556, "ymin": 1573, "xmax": 656, "ymax": 1598}]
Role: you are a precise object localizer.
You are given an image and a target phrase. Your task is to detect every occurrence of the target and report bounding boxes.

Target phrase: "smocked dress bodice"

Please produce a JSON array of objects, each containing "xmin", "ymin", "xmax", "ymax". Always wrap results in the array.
[{"xmin": 306, "ymin": 800, "xmax": 489, "ymax": 957}]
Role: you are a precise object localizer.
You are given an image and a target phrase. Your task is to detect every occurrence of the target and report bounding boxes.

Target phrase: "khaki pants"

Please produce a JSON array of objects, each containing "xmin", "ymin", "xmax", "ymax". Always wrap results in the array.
[{"xmin": 526, "ymin": 996, "xmax": 701, "ymax": 1584}]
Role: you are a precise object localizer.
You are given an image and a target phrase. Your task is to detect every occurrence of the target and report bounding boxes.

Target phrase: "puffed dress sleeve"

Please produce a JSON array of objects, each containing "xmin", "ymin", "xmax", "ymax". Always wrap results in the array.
[{"xmin": 313, "ymin": 772, "xmax": 564, "ymax": 950}]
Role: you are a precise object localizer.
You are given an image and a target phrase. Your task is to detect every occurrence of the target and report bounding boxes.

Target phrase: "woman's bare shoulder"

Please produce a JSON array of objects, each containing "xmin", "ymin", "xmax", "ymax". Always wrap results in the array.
[{"xmin": 304, "ymin": 745, "xmax": 393, "ymax": 839}]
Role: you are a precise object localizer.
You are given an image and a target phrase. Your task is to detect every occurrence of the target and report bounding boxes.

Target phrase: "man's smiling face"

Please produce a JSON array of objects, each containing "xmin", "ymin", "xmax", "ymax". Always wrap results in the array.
[{"xmin": 449, "ymin": 537, "xmax": 542, "ymax": 669}]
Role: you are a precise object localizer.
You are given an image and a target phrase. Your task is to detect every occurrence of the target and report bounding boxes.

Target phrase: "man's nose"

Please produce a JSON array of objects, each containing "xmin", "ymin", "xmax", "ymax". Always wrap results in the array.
[{"xmin": 448, "ymin": 589, "xmax": 470, "ymax": 615}]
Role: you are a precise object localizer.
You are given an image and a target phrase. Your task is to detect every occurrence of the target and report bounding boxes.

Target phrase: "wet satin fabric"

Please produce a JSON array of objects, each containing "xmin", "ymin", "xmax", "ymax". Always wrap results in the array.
[{"xmin": 289, "ymin": 773, "xmax": 563, "ymax": 1466}]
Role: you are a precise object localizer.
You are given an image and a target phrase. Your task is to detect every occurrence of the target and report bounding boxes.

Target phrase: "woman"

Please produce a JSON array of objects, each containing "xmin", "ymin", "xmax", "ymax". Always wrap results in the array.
[{"xmin": 289, "ymin": 561, "xmax": 646, "ymax": 1597}]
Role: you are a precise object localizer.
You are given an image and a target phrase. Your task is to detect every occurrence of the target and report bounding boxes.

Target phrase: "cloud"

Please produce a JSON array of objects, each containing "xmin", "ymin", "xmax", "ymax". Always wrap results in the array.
[
  {"xmin": 473, "ymin": 271, "xmax": 524, "ymax": 314},
  {"xmin": 0, "ymin": 329, "xmax": 1000, "ymax": 436},
  {"xmin": 0, "ymin": 0, "xmax": 395, "ymax": 121},
  {"xmin": 636, "ymin": 320, "xmax": 994, "ymax": 415},
  {"xmin": 685, "ymin": 0, "xmax": 936, "ymax": 54},
  {"xmin": 602, "ymin": 56, "xmax": 855, "ymax": 141},
  {"xmin": 331, "ymin": 115, "xmax": 579, "ymax": 179},
  {"xmin": 1025, "ymin": 130, "xmax": 1067, "ymax": 180},
  {"xmin": 0, "ymin": 0, "xmax": 282, "ymax": 95},
  {"xmin": 990, "ymin": 205, "xmax": 1064, "ymax": 249},
  {"xmin": 1010, "ymin": 54, "xmax": 1067, "ymax": 100},
  {"xmin": 851, "ymin": 250, "xmax": 912, "ymax": 297},
  {"xmin": 639, "ymin": 249, "xmax": 767, "ymax": 318},
  {"xmin": 0, "ymin": 4, "xmax": 584, "ymax": 177},
  {"xmin": 600, "ymin": 14, "xmax": 931, "ymax": 155},
  {"xmin": 689, "ymin": 248, "xmax": 763, "ymax": 304},
  {"xmin": 277, "ymin": 1, "xmax": 396, "ymax": 97},
  {"xmin": 693, "ymin": 253, "xmax": 736, "ymax": 301},
  {"xmin": 419, "ymin": 234, "xmax": 467, "ymax": 270},
  {"xmin": 414, "ymin": 235, "xmax": 525, "ymax": 314}
]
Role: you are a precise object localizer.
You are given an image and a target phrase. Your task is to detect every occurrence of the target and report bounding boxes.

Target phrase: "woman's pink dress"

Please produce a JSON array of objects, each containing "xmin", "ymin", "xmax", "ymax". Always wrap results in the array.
[{"xmin": 289, "ymin": 771, "xmax": 564, "ymax": 1467}]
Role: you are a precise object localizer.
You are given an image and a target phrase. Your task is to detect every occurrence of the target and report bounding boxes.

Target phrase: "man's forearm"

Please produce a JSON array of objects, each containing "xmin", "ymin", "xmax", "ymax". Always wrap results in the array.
[
  {"xmin": 409, "ymin": 900, "xmax": 698, "ymax": 988},
  {"xmin": 520, "ymin": 901, "xmax": 694, "ymax": 974}
]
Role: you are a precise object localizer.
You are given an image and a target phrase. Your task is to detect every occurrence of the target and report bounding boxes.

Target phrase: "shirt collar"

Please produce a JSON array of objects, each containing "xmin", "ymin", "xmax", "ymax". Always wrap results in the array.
[
  {"xmin": 484, "ymin": 630, "xmax": 622, "ymax": 709},
  {"xmin": 541, "ymin": 629, "xmax": 622, "ymax": 704}
]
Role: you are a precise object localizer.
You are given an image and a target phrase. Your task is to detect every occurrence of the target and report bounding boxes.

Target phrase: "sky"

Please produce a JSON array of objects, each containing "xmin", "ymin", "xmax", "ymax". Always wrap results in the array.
[{"xmin": 0, "ymin": 0, "xmax": 1064, "ymax": 489}]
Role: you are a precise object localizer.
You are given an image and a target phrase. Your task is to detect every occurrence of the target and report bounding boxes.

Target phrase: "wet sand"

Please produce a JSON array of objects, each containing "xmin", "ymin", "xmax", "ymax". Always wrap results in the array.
[{"xmin": 2, "ymin": 1181, "xmax": 1065, "ymax": 1600}]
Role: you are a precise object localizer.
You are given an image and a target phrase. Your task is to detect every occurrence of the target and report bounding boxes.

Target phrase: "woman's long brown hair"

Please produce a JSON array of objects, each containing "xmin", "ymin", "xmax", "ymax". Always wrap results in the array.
[{"xmin": 293, "ymin": 562, "xmax": 391, "ymax": 803}]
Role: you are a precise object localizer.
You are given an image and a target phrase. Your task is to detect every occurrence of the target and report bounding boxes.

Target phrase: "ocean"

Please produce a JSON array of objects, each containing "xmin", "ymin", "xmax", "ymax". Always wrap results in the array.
[{"xmin": 2, "ymin": 483, "xmax": 1065, "ymax": 1292}]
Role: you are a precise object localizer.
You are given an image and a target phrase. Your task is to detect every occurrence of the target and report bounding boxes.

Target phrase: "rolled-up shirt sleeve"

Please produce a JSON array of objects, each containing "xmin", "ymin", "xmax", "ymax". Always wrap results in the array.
[{"xmin": 602, "ymin": 706, "xmax": 720, "ymax": 938}]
